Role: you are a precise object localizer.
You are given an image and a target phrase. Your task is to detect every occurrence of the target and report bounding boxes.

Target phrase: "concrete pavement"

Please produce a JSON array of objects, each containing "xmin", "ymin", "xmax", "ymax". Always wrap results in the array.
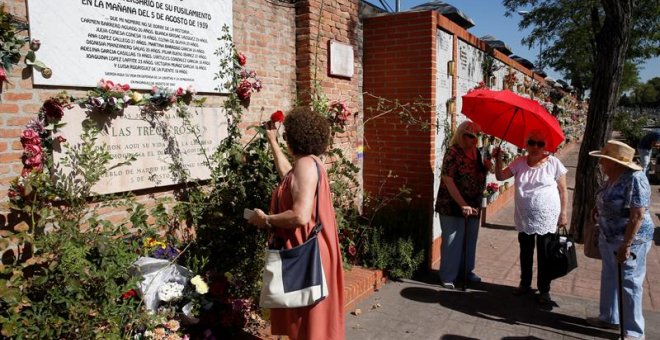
[{"xmin": 346, "ymin": 143, "xmax": 660, "ymax": 339}]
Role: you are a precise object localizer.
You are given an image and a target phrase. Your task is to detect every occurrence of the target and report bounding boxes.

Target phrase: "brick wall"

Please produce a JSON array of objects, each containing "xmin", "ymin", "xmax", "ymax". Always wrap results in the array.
[
  {"xmin": 0, "ymin": 0, "xmax": 363, "ymax": 225},
  {"xmin": 363, "ymin": 11, "xmax": 437, "ymax": 206}
]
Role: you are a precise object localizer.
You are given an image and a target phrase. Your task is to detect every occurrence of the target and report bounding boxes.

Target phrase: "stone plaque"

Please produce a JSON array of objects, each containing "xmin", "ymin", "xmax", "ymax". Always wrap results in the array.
[
  {"xmin": 27, "ymin": 0, "xmax": 232, "ymax": 92},
  {"xmin": 329, "ymin": 40, "xmax": 354, "ymax": 78},
  {"xmin": 54, "ymin": 106, "xmax": 228, "ymax": 195}
]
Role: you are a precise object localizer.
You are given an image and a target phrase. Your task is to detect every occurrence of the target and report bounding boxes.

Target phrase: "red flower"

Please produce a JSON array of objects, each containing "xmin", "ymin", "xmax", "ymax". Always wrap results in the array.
[
  {"xmin": 270, "ymin": 110, "xmax": 285, "ymax": 123},
  {"xmin": 23, "ymin": 143, "xmax": 43, "ymax": 168},
  {"xmin": 20, "ymin": 129, "xmax": 41, "ymax": 147},
  {"xmin": 121, "ymin": 289, "xmax": 138, "ymax": 299},
  {"xmin": 237, "ymin": 52, "xmax": 246, "ymax": 66},
  {"xmin": 348, "ymin": 244, "xmax": 357, "ymax": 257},
  {"xmin": 56, "ymin": 136, "xmax": 67, "ymax": 143},
  {"xmin": 42, "ymin": 99, "xmax": 64, "ymax": 121},
  {"xmin": 236, "ymin": 79, "xmax": 252, "ymax": 100}
]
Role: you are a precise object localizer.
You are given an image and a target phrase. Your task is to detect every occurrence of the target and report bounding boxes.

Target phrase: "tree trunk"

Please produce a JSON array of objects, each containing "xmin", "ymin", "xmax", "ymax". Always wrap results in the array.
[{"xmin": 570, "ymin": 0, "xmax": 633, "ymax": 242}]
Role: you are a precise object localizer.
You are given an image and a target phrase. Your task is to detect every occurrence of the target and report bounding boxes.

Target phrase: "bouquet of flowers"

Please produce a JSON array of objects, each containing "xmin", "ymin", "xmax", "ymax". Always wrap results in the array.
[
  {"xmin": 483, "ymin": 182, "xmax": 499, "ymax": 197},
  {"xmin": 86, "ymin": 79, "xmax": 133, "ymax": 113},
  {"xmin": 234, "ymin": 51, "xmax": 262, "ymax": 101},
  {"xmin": 329, "ymin": 101, "xmax": 352, "ymax": 127}
]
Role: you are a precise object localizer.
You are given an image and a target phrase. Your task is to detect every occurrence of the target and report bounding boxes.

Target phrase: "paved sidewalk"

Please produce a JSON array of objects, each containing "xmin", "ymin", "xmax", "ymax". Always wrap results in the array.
[{"xmin": 346, "ymin": 143, "xmax": 660, "ymax": 339}]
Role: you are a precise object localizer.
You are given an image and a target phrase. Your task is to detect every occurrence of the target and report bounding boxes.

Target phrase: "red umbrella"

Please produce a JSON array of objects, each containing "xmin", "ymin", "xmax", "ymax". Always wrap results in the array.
[{"xmin": 461, "ymin": 89, "xmax": 565, "ymax": 152}]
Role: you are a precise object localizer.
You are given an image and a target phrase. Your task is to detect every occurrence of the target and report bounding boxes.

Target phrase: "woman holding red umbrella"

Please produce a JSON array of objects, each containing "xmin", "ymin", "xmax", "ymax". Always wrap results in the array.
[
  {"xmin": 494, "ymin": 129, "xmax": 568, "ymax": 305},
  {"xmin": 435, "ymin": 120, "xmax": 491, "ymax": 289}
]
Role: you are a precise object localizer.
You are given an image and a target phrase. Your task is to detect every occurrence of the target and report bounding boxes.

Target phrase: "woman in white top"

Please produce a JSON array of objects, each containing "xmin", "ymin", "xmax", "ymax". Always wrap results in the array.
[{"xmin": 494, "ymin": 130, "xmax": 568, "ymax": 305}]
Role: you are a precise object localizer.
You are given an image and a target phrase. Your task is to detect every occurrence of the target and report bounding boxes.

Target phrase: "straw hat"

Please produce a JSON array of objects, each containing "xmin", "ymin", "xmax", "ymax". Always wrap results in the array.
[{"xmin": 588, "ymin": 140, "xmax": 642, "ymax": 170}]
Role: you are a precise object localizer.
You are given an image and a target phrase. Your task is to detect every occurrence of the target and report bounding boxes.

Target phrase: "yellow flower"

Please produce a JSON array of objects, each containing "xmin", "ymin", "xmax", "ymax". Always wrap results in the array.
[
  {"xmin": 224, "ymin": 272, "xmax": 233, "ymax": 281},
  {"xmin": 131, "ymin": 91, "xmax": 144, "ymax": 103},
  {"xmin": 190, "ymin": 275, "xmax": 209, "ymax": 294}
]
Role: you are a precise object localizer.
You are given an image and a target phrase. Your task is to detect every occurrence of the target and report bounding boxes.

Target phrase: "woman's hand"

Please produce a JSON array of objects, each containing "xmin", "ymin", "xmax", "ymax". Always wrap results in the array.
[
  {"xmin": 557, "ymin": 212, "xmax": 568, "ymax": 228},
  {"xmin": 616, "ymin": 243, "xmax": 631, "ymax": 263},
  {"xmin": 461, "ymin": 205, "xmax": 478, "ymax": 217},
  {"xmin": 264, "ymin": 121, "xmax": 279, "ymax": 143},
  {"xmin": 248, "ymin": 208, "xmax": 271, "ymax": 230}
]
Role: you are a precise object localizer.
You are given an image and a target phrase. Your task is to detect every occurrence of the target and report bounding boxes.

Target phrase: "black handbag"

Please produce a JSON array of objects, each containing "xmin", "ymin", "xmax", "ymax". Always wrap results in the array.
[
  {"xmin": 259, "ymin": 161, "xmax": 328, "ymax": 308},
  {"xmin": 546, "ymin": 226, "xmax": 578, "ymax": 280}
]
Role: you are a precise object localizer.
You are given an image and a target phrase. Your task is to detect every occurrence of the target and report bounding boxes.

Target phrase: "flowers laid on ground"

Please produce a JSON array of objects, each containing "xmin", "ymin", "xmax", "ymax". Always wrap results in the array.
[{"xmin": 484, "ymin": 182, "xmax": 499, "ymax": 197}]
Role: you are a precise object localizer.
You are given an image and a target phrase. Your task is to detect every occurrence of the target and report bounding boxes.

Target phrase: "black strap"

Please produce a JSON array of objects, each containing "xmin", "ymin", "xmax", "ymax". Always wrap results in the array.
[{"xmin": 274, "ymin": 157, "xmax": 323, "ymax": 239}]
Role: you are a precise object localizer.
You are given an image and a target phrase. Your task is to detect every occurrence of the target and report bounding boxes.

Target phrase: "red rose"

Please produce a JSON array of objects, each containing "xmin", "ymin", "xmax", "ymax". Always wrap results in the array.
[
  {"xmin": 236, "ymin": 79, "xmax": 252, "ymax": 100},
  {"xmin": 175, "ymin": 87, "xmax": 184, "ymax": 96},
  {"xmin": 23, "ymin": 144, "xmax": 43, "ymax": 168},
  {"xmin": 348, "ymin": 244, "xmax": 357, "ymax": 257},
  {"xmin": 56, "ymin": 136, "xmax": 67, "ymax": 143},
  {"xmin": 8, "ymin": 188, "xmax": 18, "ymax": 199},
  {"xmin": 42, "ymin": 99, "xmax": 64, "ymax": 121},
  {"xmin": 270, "ymin": 110, "xmax": 285, "ymax": 123},
  {"xmin": 121, "ymin": 289, "xmax": 138, "ymax": 299},
  {"xmin": 20, "ymin": 129, "xmax": 41, "ymax": 147},
  {"xmin": 237, "ymin": 52, "xmax": 246, "ymax": 66}
]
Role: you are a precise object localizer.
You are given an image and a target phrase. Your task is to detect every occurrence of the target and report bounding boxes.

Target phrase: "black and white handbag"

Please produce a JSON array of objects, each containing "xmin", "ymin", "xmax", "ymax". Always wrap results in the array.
[{"xmin": 259, "ymin": 161, "xmax": 328, "ymax": 308}]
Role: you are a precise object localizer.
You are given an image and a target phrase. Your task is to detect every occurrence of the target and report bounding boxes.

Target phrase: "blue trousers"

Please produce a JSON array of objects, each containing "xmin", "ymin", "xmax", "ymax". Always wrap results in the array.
[
  {"xmin": 598, "ymin": 236, "xmax": 651, "ymax": 338},
  {"xmin": 439, "ymin": 215, "xmax": 480, "ymax": 283}
]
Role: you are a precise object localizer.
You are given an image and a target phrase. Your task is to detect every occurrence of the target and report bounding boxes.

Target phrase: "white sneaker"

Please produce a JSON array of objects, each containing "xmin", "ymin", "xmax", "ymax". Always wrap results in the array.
[{"xmin": 440, "ymin": 282, "xmax": 455, "ymax": 289}]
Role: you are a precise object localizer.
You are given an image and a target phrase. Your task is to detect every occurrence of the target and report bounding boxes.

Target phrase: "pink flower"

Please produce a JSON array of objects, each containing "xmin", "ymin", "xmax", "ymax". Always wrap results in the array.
[
  {"xmin": 0, "ymin": 66, "xmax": 7, "ymax": 85},
  {"xmin": 175, "ymin": 87, "xmax": 185, "ymax": 96},
  {"xmin": 236, "ymin": 79, "xmax": 252, "ymax": 100},
  {"xmin": 348, "ymin": 244, "xmax": 357, "ymax": 257},
  {"xmin": 237, "ymin": 52, "xmax": 246, "ymax": 66},
  {"xmin": 270, "ymin": 110, "xmax": 285, "ymax": 123},
  {"xmin": 20, "ymin": 129, "xmax": 41, "ymax": 147},
  {"xmin": 30, "ymin": 39, "xmax": 41, "ymax": 51},
  {"xmin": 42, "ymin": 99, "xmax": 64, "ymax": 120},
  {"xmin": 186, "ymin": 85, "xmax": 196, "ymax": 95},
  {"xmin": 103, "ymin": 80, "xmax": 114, "ymax": 90},
  {"xmin": 56, "ymin": 136, "xmax": 67, "ymax": 143},
  {"xmin": 23, "ymin": 144, "xmax": 43, "ymax": 168}
]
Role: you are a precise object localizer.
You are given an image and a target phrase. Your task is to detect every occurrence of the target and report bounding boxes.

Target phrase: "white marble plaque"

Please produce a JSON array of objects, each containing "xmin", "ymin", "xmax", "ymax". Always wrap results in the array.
[
  {"xmin": 54, "ymin": 106, "xmax": 228, "ymax": 195},
  {"xmin": 27, "ymin": 0, "xmax": 232, "ymax": 92},
  {"xmin": 329, "ymin": 40, "xmax": 354, "ymax": 78}
]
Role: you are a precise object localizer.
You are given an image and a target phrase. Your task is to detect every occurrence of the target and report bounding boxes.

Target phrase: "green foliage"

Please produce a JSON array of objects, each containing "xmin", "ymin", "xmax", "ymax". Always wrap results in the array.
[
  {"xmin": 362, "ymin": 200, "xmax": 426, "ymax": 280},
  {"xmin": 613, "ymin": 109, "xmax": 650, "ymax": 147},
  {"xmin": 503, "ymin": 0, "xmax": 659, "ymax": 98},
  {"xmin": 0, "ymin": 123, "xmax": 151, "ymax": 339},
  {"xmin": 0, "ymin": 5, "xmax": 28, "ymax": 71}
]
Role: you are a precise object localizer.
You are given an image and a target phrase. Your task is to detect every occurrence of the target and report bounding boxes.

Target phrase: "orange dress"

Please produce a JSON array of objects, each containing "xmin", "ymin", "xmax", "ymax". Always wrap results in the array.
[{"xmin": 268, "ymin": 156, "xmax": 345, "ymax": 340}]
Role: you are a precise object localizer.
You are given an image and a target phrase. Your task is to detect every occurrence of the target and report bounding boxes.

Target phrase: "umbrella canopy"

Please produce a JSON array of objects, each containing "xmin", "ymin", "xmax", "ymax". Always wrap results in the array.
[
  {"xmin": 461, "ymin": 89, "xmax": 565, "ymax": 152},
  {"xmin": 510, "ymin": 55, "xmax": 535, "ymax": 70},
  {"xmin": 410, "ymin": 1, "xmax": 475, "ymax": 29}
]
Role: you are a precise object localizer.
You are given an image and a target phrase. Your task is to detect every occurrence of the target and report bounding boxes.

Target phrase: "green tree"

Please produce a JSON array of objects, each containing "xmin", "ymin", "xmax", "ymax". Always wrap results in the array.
[{"xmin": 504, "ymin": 0, "xmax": 660, "ymax": 241}]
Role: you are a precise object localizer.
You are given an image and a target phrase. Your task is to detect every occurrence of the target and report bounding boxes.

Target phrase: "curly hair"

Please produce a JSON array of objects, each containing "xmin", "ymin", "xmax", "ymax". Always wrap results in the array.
[{"xmin": 284, "ymin": 107, "xmax": 330, "ymax": 156}]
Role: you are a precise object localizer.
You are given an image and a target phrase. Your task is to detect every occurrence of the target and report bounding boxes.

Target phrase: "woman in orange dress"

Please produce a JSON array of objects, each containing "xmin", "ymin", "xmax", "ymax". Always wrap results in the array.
[{"xmin": 248, "ymin": 107, "xmax": 345, "ymax": 340}]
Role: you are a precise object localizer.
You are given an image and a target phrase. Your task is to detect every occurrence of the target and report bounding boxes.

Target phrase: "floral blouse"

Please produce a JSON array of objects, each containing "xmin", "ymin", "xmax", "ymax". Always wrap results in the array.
[
  {"xmin": 435, "ymin": 145, "xmax": 487, "ymax": 217},
  {"xmin": 595, "ymin": 170, "xmax": 654, "ymax": 244}
]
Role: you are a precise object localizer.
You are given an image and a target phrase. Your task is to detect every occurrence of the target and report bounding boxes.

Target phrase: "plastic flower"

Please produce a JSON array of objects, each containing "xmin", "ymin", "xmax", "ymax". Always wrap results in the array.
[
  {"xmin": 236, "ymin": 51, "xmax": 246, "ymax": 66},
  {"xmin": 165, "ymin": 319, "xmax": 180, "ymax": 332},
  {"xmin": 130, "ymin": 91, "xmax": 143, "ymax": 104},
  {"xmin": 20, "ymin": 129, "xmax": 41, "ymax": 147},
  {"xmin": 42, "ymin": 98, "xmax": 64, "ymax": 120},
  {"xmin": 30, "ymin": 39, "xmax": 41, "ymax": 51},
  {"xmin": 191, "ymin": 275, "xmax": 209, "ymax": 294},
  {"xmin": 270, "ymin": 110, "xmax": 285, "ymax": 123},
  {"xmin": 121, "ymin": 289, "xmax": 138, "ymax": 299}
]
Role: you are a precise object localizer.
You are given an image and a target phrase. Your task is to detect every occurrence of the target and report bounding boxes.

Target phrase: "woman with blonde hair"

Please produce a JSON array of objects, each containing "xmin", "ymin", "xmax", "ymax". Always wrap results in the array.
[{"xmin": 435, "ymin": 120, "xmax": 491, "ymax": 289}]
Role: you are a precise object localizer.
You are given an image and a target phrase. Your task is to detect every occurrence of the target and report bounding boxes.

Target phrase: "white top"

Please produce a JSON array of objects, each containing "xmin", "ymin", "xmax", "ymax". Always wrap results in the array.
[{"xmin": 509, "ymin": 155, "xmax": 568, "ymax": 235}]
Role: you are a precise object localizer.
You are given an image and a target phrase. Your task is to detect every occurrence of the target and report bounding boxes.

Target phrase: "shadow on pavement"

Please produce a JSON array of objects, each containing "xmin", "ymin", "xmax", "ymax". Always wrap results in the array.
[
  {"xmin": 482, "ymin": 223, "xmax": 515, "ymax": 231},
  {"xmin": 400, "ymin": 282, "xmax": 617, "ymax": 340}
]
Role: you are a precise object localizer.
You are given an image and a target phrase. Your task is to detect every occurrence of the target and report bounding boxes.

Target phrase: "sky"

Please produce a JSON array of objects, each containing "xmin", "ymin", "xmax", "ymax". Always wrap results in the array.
[{"xmin": 365, "ymin": 0, "xmax": 659, "ymax": 84}]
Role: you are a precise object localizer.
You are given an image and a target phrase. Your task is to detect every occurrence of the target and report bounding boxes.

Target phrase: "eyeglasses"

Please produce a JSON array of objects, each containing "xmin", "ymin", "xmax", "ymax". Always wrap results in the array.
[
  {"xmin": 463, "ymin": 132, "xmax": 478, "ymax": 139},
  {"xmin": 527, "ymin": 139, "xmax": 546, "ymax": 148}
]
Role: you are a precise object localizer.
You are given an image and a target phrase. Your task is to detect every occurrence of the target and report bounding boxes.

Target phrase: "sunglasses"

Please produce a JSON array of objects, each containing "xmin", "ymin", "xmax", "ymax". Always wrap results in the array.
[
  {"xmin": 527, "ymin": 139, "xmax": 546, "ymax": 148},
  {"xmin": 463, "ymin": 132, "xmax": 478, "ymax": 139}
]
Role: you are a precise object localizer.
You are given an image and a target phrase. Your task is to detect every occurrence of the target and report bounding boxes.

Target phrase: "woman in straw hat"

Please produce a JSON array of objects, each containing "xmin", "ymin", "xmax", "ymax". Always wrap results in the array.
[{"xmin": 586, "ymin": 140, "xmax": 653, "ymax": 340}]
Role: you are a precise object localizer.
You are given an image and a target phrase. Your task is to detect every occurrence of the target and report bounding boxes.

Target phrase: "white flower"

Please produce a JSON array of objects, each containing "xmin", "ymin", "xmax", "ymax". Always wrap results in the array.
[
  {"xmin": 190, "ymin": 275, "xmax": 209, "ymax": 294},
  {"xmin": 158, "ymin": 282, "xmax": 184, "ymax": 302}
]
